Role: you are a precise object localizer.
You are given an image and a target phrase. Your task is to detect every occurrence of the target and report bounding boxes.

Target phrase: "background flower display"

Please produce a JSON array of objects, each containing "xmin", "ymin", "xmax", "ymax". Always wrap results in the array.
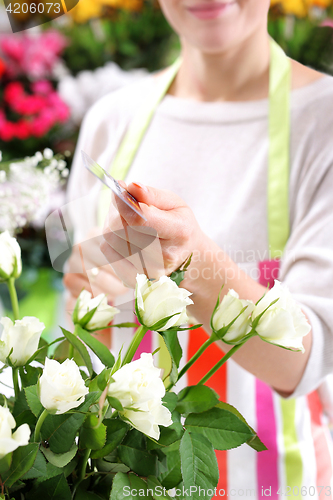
[
  {"xmin": 268, "ymin": 0, "xmax": 333, "ymax": 70},
  {"xmin": 0, "ymin": 30, "xmax": 71, "ymax": 161}
]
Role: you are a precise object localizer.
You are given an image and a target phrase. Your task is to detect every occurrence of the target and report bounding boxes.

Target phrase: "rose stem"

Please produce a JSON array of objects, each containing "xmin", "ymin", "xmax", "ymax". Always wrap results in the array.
[
  {"xmin": 34, "ymin": 409, "xmax": 48, "ymax": 442},
  {"xmin": 7, "ymin": 278, "xmax": 19, "ymax": 321},
  {"xmin": 121, "ymin": 325, "xmax": 148, "ymax": 366}
]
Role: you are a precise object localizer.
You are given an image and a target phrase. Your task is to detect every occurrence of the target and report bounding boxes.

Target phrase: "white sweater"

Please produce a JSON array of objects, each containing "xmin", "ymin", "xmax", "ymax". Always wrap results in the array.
[{"xmin": 67, "ymin": 71, "xmax": 333, "ymax": 400}]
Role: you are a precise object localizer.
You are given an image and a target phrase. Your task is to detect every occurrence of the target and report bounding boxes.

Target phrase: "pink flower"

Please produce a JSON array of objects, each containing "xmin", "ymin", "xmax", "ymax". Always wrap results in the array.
[
  {"xmin": 321, "ymin": 19, "xmax": 333, "ymax": 28},
  {"xmin": 31, "ymin": 81, "xmax": 53, "ymax": 95},
  {"xmin": 0, "ymin": 121, "xmax": 16, "ymax": 141},
  {"xmin": 4, "ymin": 82, "xmax": 24, "ymax": 104},
  {"xmin": 15, "ymin": 119, "xmax": 31, "ymax": 140},
  {"xmin": 0, "ymin": 30, "xmax": 67, "ymax": 80}
]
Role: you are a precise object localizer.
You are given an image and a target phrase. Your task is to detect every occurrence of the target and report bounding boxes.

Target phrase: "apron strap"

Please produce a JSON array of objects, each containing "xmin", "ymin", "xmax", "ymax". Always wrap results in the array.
[
  {"xmin": 268, "ymin": 39, "xmax": 291, "ymax": 259},
  {"xmin": 98, "ymin": 39, "xmax": 291, "ymax": 259}
]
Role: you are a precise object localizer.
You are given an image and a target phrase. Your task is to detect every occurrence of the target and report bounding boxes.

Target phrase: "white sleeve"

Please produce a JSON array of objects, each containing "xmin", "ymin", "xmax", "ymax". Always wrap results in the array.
[{"xmin": 279, "ymin": 157, "xmax": 333, "ymax": 399}]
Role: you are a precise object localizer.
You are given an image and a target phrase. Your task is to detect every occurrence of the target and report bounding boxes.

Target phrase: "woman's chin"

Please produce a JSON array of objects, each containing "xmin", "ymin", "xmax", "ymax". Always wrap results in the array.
[{"xmin": 183, "ymin": 29, "xmax": 246, "ymax": 55}]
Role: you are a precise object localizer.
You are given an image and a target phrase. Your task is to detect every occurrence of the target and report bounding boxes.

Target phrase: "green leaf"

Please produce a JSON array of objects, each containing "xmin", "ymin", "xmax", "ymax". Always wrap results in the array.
[
  {"xmin": 53, "ymin": 339, "xmax": 85, "ymax": 366},
  {"xmin": 122, "ymin": 428, "xmax": 145, "ymax": 449},
  {"xmin": 26, "ymin": 337, "xmax": 63, "ymax": 366},
  {"xmin": 147, "ymin": 476, "xmax": 173, "ymax": 499},
  {"xmin": 75, "ymin": 490, "xmax": 104, "ymax": 500},
  {"xmin": 149, "ymin": 313, "xmax": 182, "ymax": 333},
  {"xmin": 180, "ymin": 431, "xmax": 218, "ymax": 500},
  {"xmin": 168, "ymin": 253, "xmax": 192, "ymax": 286},
  {"xmin": 162, "ymin": 392, "xmax": 178, "ymax": 413},
  {"xmin": 80, "ymin": 414, "xmax": 107, "ymax": 450},
  {"xmin": 0, "ymin": 453, "xmax": 12, "ymax": 474},
  {"xmin": 176, "ymin": 386, "xmax": 219, "ymax": 414},
  {"xmin": 96, "ymin": 368, "xmax": 113, "ymax": 391},
  {"xmin": 2, "ymin": 443, "xmax": 39, "ymax": 487},
  {"xmin": 111, "ymin": 472, "xmax": 154, "ymax": 500},
  {"xmin": 60, "ymin": 327, "xmax": 93, "ymax": 376},
  {"xmin": 12, "ymin": 390, "xmax": 36, "ymax": 428},
  {"xmin": 76, "ymin": 303, "xmax": 100, "ymax": 330},
  {"xmin": 158, "ymin": 440, "xmax": 182, "ymax": 489},
  {"xmin": 112, "ymin": 322, "xmax": 139, "ymax": 328},
  {"xmin": 209, "ymin": 285, "xmax": 225, "ymax": 333},
  {"xmin": 27, "ymin": 473, "xmax": 71, "ymax": 500},
  {"xmin": 90, "ymin": 419, "xmax": 129, "ymax": 459},
  {"xmin": 213, "ymin": 305, "xmax": 251, "ymax": 343},
  {"xmin": 19, "ymin": 364, "xmax": 43, "ymax": 388},
  {"xmin": 107, "ymin": 395, "xmax": 124, "ymax": 411},
  {"xmin": 118, "ymin": 444, "xmax": 158, "ymax": 477},
  {"xmin": 185, "ymin": 407, "xmax": 254, "ymax": 450},
  {"xmin": 41, "ymin": 443, "xmax": 78, "ymax": 468},
  {"xmin": 157, "ymin": 420, "xmax": 184, "ymax": 447},
  {"xmin": 25, "ymin": 385, "xmax": 43, "ymax": 417},
  {"xmin": 21, "ymin": 450, "xmax": 47, "ymax": 479},
  {"xmin": 216, "ymin": 402, "xmax": 267, "ymax": 451},
  {"xmin": 111, "ymin": 347, "xmax": 123, "ymax": 376},
  {"xmin": 96, "ymin": 458, "xmax": 129, "ymax": 474},
  {"xmin": 76, "ymin": 324, "xmax": 115, "ymax": 368},
  {"xmin": 41, "ymin": 392, "xmax": 99, "ymax": 454},
  {"xmin": 159, "ymin": 330, "xmax": 182, "ymax": 385},
  {"xmin": 252, "ymin": 298, "xmax": 279, "ymax": 329}
]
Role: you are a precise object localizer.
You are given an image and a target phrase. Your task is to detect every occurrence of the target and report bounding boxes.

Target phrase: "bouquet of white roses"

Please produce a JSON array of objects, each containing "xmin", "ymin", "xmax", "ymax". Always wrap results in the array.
[{"xmin": 0, "ymin": 233, "xmax": 310, "ymax": 500}]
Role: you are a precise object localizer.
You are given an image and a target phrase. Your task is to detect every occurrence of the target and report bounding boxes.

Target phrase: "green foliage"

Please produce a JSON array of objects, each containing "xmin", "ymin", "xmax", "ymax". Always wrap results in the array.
[
  {"xmin": 158, "ymin": 330, "xmax": 182, "ymax": 385},
  {"xmin": 90, "ymin": 420, "xmax": 129, "ymax": 459},
  {"xmin": 62, "ymin": 2, "xmax": 178, "ymax": 75},
  {"xmin": 1, "ymin": 247, "xmax": 270, "ymax": 499},
  {"xmin": 76, "ymin": 325, "xmax": 115, "ymax": 368},
  {"xmin": 268, "ymin": 17, "xmax": 333, "ymax": 75},
  {"xmin": 180, "ymin": 431, "xmax": 219, "ymax": 500},
  {"xmin": 41, "ymin": 392, "xmax": 99, "ymax": 453},
  {"xmin": 184, "ymin": 407, "xmax": 255, "ymax": 450},
  {"xmin": 176, "ymin": 386, "xmax": 219, "ymax": 415},
  {"xmin": 41, "ymin": 443, "xmax": 78, "ymax": 468},
  {"xmin": 60, "ymin": 327, "xmax": 93, "ymax": 376},
  {"xmin": 80, "ymin": 415, "xmax": 107, "ymax": 450},
  {"xmin": 1, "ymin": 443, "xmax": 39, "ymax": 487},
  {"xmin": 25, "ymin": 385, "xmax": 43, "ymax": 417},
  {"xmin": 27, "ymin": 473, "xmax": 72, "ymax": 500},
  {"xmin": 110, "ymin": 472, "xmax": 153, "ymax": 500}
]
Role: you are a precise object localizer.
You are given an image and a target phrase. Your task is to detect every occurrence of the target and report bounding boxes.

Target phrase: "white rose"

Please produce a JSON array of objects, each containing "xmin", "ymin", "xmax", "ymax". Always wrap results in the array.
[
  {"xmin": 135, "ymin": 274, "xmax": 193, "ymax": 331},
  {"xmin": 212, "ymin": 289, "xmax": 254, "ymax": 343},
  {"xmin": 0, "ymin": 231, "xmax": 22, "ymax": 282},
  {"xmin": 0, "ymin": 405, "xmax": 30, "ymax": 459},
  {"xmin": 38, "ymin": 358, "xmax": 89, "ymax": 415},
  {"xmin": 108, "ymin": 353, "xmax": 172, "ymax": 440},
  {"xmin": 252, "ymin": 280, "xmax": 311, "ymax": 352},
  {"xmin": 73, "ymin": 290, "xmax": 120, "ymax": 331},
  {"xmin": 0, "ymin": 317, "xmax": 45, "ymax": 366}
]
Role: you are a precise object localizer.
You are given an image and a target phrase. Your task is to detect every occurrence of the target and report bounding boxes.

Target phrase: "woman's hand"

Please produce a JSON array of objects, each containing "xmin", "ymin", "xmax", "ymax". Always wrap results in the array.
[
  {"xmin": 100, "ymin": 182, "xmax": 208, "ymax": 289},
  {"xmin": 63, "ymin": 228, "xmax": 129, "ymax": 302}
]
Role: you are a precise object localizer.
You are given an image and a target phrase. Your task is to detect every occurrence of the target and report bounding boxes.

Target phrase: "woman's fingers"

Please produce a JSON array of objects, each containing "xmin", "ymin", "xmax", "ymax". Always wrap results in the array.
[
  {"xmin": 63, "ymin": 266, "xmax": 129, "ymax": 300},
  {"xmin": 128, "ymin": 182, "xmax": 187, "ymax": 210},
  {"xmin": 100, "ymin": 240, "xmax": 139, "ymax": 288},
  {"xmin": 63, "ymin": 273, "xmax": 92, "ymax": 298}
]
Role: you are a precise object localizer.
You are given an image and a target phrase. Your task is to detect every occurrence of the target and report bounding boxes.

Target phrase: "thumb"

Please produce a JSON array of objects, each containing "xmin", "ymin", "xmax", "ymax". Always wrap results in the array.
[{"xmin": 127, "ymin": 182, "xmax": 187, "ymax": 211}]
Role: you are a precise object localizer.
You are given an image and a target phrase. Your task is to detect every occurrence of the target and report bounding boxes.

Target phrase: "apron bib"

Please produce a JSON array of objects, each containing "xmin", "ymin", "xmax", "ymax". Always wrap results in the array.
[{"xmin": 97, "ymin": 40, "xmax": 332, "ymax": 499}]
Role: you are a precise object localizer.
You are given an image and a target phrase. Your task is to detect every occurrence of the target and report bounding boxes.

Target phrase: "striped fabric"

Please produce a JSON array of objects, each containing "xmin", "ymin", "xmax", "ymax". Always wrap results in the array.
[{"xmin": 112, "ymin": 259, "xmax": 333, "ymax": 499}]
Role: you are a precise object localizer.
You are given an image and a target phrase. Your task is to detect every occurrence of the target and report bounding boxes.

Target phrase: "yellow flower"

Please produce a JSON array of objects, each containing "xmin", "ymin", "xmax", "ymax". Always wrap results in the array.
[
  {"xmin": 103, "ymin": 0, "xmax": 143, "ymax": 11},
  {"xmin": 70, "ymin": 0, "xmax": 103, "ymax": 23},
  {"xmin": 69, "ymin": 0, "xmax": 143, "ymax": 22},
  {"xmin": 270, "ymin": 0, "xmax": 332, "ymax": 17}
]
